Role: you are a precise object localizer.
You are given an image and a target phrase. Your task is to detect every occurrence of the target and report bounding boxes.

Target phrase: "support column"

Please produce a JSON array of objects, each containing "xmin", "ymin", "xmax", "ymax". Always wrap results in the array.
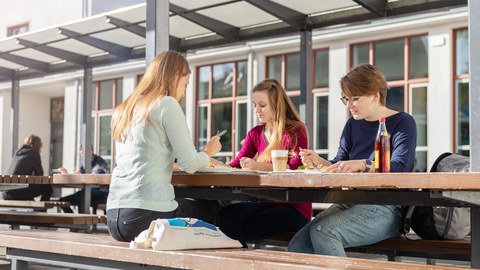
[
  {"xmin": 247, "ymin": 51, "xmax": 255, "ymax": 130},
  {"xmin": 11, "ymin": 79, "xmax": 19, "ymax": 156},
  {"xmin": 299, "ymin": 30, "xmax": 313, "ymax": 147},
  {"xmin": 80, "ymin": 67, "xmax": 93, "ymax": 175},
  {"xmin": 146, "ymin": 0, "xmax": 169, "ymax": 68}
]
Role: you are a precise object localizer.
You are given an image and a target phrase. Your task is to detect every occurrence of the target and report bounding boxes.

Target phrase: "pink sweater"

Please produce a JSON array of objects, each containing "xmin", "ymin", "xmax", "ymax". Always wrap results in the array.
[{"xmin": 230, "ymin": 124, "xmax": 312, "ymax": 221}]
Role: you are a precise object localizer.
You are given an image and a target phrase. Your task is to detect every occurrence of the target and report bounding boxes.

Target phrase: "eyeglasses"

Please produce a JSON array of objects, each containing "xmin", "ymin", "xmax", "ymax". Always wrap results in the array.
[{"xmin": 340, "ymin": 96, "xmax": 361, "ymax": 106}]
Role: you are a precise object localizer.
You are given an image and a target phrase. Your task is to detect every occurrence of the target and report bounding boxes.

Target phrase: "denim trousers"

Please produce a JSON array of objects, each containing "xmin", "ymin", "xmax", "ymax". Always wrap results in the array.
[
  {"xmin": 287, "ymin": 204, "xmax": 403, "ymax": 256},
  {"xmin": 107, "ymin": 198, "xmax": 218, "ymax": 242}
]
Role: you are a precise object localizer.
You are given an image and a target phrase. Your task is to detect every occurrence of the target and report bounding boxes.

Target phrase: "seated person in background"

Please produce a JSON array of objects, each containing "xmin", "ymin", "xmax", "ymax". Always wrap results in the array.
[
  {"xmin": 60, "ymin": 164, "xmax": 109, "ymax": 213},
  {"xmin": 1, "ymin": 134, "xmax": 52, "ymax": 201},
  {"xmin": 288, "ymin": 64, "xmax": 417, "ymax": 257},
  {"xmin": 218, "ymin": 79, "xmax": 311, "ymax": 247}
]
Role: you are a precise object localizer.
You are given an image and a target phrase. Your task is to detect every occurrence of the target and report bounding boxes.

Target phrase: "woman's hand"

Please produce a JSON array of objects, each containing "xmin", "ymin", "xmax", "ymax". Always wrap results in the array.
[
  {"xmin": 208, "ymin": 157, "xmax": 225, "ymax": 166},
  {"xmin": 203, "ymin": 136, "xmax": 222, "ymax": 157},
  {"xmin": 299, "ymin": 149, "xmax": 328, "ymax": 168},
  {"xmin": 326, "ymin": 160, "xmax": 366, "ymax": 173},
  {"xmin": 239, "ymin": 157, "xmax": 258, "ymax": 170}
]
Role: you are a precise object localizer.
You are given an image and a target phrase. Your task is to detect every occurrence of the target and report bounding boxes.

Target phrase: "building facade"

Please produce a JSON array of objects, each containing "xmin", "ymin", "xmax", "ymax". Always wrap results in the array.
[{"xmin": 0, "ymin": 2, "xmax": 470, "ymax": 174}]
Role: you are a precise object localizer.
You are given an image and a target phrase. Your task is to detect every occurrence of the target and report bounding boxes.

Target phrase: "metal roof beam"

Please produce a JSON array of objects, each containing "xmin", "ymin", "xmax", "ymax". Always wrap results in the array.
[
  {"xmin": 170, "ymin": 4, "xmax": 238, "ymax": 41},
  {"xmin": 106, "ymin": 16, "xmax": 146, "ymax": 38},
  {"xmin": 58, "ymin": 28, "xmax": 132, "ymax": 59},
  {"xmin": 0, "ymin": 53, "xmax": 49, "ymax": 73},
  {"xmin": 0, "ymin": 66, "xmax": 15, "ymax": 79},
  {"xmin": 353, "ymin": 0, "xmax": 387, "ymax": 17},
  {"xmin": 16, "ymin": 38, "xmax": 88, "ymax": 66},
  {"xmin": 244, "ymin": 0, "xmax": 307, "ymax": 30}
]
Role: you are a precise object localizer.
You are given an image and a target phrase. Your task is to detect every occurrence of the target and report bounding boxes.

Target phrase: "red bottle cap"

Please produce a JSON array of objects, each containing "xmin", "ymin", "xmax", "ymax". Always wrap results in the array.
[{"xmin": 379, "ymin": 117, "xmax": 386, "ymax": 122}]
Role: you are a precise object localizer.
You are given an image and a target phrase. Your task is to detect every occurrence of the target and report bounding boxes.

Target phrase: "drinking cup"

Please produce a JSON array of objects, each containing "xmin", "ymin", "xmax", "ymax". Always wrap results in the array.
[{"xmin": 271, "ymin": 150, "xmax": 288, "ymax": 171}]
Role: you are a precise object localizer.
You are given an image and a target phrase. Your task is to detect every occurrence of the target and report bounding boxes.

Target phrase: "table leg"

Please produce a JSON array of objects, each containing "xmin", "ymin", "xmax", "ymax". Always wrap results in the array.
[
  {"xmin": 472, "ymin": 206, "xmax": 480, "ymax": 268},
  {"xmin": 79, "ymin": 185, "xmax": 92, "ymax": 214}
]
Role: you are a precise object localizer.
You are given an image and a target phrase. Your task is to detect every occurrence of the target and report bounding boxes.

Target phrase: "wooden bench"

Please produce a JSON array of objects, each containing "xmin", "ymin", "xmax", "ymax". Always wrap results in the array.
[
  {"xmin": 0, "ymin": 229, "xmax": 466, "ymax": 270},
  {"xmin": 0, "ymin": 212, "xmax": 106, "ymax": 227},
  {"xmin": 252, "ymin": 232, "xmax": 471, "ymax": 263},
  {"xmin": 0, "ymin": 200, "xmax": 70, "ymax": 210}
]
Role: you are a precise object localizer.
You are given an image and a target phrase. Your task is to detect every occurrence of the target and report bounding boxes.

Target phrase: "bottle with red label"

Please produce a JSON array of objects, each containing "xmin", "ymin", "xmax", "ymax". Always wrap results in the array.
[{"xmin": 374, "ymin": 117, "xmax": 390, "ymax": 172}]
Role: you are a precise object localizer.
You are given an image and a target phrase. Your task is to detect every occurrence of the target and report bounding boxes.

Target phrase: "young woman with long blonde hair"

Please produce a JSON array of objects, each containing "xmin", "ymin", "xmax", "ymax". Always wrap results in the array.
[{"xmin": 107, "ymin": 51, "xmax": 221, "ymax": 242}]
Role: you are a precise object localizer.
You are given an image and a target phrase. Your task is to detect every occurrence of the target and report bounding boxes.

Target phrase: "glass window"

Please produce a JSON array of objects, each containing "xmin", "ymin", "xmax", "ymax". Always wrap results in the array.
[
  {"xmin": 410, "ymin": 36, "xmax": 428, "ymax": 79},
  {"xmin": 415, "ymin": 151, "xmax": 427, "ymax": 172},
  {"xmin": 457, "ymin": 82, "xmax": 469, "ymax": 147},
  {"xmin": 99, "ymin": 81, "xmax": 114, "ymax": 110},
  {"xmin": 352, "ymin": 44, "xmax": 369, "ymax": 67},
  {"xmin": 213, "ymin": 63, "xmax": 234, "ymax": 98},
  {"xmin": 286, "ymin": 54, "xmax": 300, "ymax": 90},
  {"xmin": 411, "ymin": 86, "xmax": 427, "ymax": 146},
  {"xmin": 456, "ymin": 30, "xmax": 469, "ymax": 76},
  {"xmin": 196, "ymin": 105, "xmax": 208, "ymax": 149},
  {"xmin": 116, "ymin": 79, "xmax": 123, "ymax": 106},
  {"xmin": 315, "ymin": 95, "xmax": 328, "ymax": 149},
  {"xmin": 212, "ymin": 103, "xmax": 232, "ymax": 152},
  {"xmin": 268, "ymin": 56, "xmax": 282, "ymax": 82},
  {"xmin": 98, "ymin": 115, "xmax": 112, "ymax": 157},
  {"xmin": 237, "ymin": 61, "xmax": 248, "ymax": 96},
  {"xmin": 236, "ymin": 102, "xmax": 248, "ymax": 152},
  {"xmin": 198, "ymin": 66, "xmax": 210, "ymax": 100},
  {"xmin": 386, "ymin": 86, "xmax": 404, "ymax": 112},
  {"xmin": 375, "ymin": 39, "xmax": 404, "ymax": 81},
  {"xmin": 314, "ymin": 50, "xmax": 329, "ymax": 88}
]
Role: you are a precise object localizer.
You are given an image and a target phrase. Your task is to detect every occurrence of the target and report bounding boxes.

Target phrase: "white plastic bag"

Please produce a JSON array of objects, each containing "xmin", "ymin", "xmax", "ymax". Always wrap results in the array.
[{"xmin": 130, "ymin": 218, "xmax": 242, "ymax": 250}]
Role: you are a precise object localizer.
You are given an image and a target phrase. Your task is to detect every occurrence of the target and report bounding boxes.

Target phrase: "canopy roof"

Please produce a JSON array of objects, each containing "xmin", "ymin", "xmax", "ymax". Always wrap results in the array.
[{"xmin": 0, "ymin": 0, "xmax": 467, "ymax": 82}]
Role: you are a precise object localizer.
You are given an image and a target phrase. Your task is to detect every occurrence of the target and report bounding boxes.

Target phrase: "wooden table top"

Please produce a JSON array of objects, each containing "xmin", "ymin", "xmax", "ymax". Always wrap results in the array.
[
  {"xmin": 52, "ymin": 171, "xmax": 480, "ymax": 190},
  {"xmin": 0, "ymin": 175, "xmax": 51, "ymax": 184}
]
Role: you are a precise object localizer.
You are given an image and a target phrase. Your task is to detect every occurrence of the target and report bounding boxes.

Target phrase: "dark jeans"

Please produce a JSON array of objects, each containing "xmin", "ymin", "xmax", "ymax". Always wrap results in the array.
[
  {"xmin": 219, "ymin": 202, "xmax": 309, "ymax": 247},
  {"xmin": 107, "ymin": 199, "xmax": 218, "ymax": 242},
  {"xmin": 1, "ymin": 184, "xmax": 52, "ymax": 201}
]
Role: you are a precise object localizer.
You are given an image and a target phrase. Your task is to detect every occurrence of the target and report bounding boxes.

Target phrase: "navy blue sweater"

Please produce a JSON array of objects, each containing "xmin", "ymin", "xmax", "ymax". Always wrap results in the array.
[{"xmin": 331, "ymin": 112, "xmax": 417, "ymax": 172}]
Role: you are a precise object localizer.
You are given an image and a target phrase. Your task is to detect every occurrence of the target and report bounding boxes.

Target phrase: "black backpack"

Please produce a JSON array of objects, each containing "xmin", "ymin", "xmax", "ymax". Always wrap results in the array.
[{"xmin": 403, "ymin": 152, "xmax": 471, "ymax": 240}]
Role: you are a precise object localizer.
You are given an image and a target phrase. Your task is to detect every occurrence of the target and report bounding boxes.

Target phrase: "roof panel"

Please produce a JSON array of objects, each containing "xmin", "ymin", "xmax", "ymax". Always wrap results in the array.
[
  {"xmin": 108, "ymin": 4, "xmax": 146, "ymax": 23},
  {"xmin": 170, "ymin": 16, "xmax": 212, "ymax": 38},
  {"xmin": 48, "ymin": 39, "xmax": 104, "ymax": 56},
  {"xmin": 272, "ymin": 0, "xmax": 358, "ymax": 15},
  {"xmin": 10, "ymin": 48, "xmax": 61, "ymax": 63},
  {"xmin": 20, "ymin": 28, "xmax": 66, "ymax": 44},
  {"xmin": 62, "ymin": 16, "xmax": 113, "ymax": 35},
  {"xmin": 91, "ymin": 29, "xmax": 145, "ymax": 48},
  {"xmin": 171, "ymin": 0, "xmax": 233, "ymax": 10},
  {"xmin": 0, "ymin": 59, "xmax": 23, "ymax": 70},
  {"xmin": 0, "ymin": 39, "xmax": 24, "ymax": 52},
  {"xmin": 197, "ymin": 1, "xmax": 279, "ymax": 28}
]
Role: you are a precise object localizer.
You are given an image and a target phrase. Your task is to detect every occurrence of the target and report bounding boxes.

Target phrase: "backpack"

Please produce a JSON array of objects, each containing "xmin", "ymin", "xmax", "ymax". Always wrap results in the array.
[{"xmin": 403, "ymin": 152, "xmax": 471, "ymax": 240}]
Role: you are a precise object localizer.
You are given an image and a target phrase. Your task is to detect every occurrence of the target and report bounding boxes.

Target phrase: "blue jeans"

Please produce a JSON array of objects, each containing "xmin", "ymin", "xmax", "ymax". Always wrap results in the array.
[{"xmin": 288, "ymin": 204, "xmax": 403, "ymax": 257}]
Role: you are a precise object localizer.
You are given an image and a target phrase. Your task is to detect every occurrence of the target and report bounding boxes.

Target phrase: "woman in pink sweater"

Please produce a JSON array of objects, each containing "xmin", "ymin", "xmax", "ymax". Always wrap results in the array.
[{"xmin": 219, "ymin": 79, "xmax": 312, "ymax": 246}]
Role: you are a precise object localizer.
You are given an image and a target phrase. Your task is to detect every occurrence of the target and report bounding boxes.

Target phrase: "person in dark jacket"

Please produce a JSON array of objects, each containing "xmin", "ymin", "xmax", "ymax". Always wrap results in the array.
[{"xmin": 1, "ymin": 134, "xmax": 52, "ymax": 201}]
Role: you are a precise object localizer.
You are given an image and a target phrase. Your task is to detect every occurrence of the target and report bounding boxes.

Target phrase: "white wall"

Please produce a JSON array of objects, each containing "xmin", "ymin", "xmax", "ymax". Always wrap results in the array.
[{"xmin": 0, "ymin": 0, "xmax": 83, "ymax": 38}]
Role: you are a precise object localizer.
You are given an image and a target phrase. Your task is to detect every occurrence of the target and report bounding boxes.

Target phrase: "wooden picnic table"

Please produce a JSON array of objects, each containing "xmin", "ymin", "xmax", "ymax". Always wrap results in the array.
[{"xmin": 52, "ymin": 171, "xmax": 480, "ymax": 268}]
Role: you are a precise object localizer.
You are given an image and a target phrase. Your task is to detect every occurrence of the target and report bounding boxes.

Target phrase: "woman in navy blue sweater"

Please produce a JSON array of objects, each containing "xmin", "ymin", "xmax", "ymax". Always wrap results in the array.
[{"xmin": 288, "ymin": 64, "xmax": 417, "ymax": 256}]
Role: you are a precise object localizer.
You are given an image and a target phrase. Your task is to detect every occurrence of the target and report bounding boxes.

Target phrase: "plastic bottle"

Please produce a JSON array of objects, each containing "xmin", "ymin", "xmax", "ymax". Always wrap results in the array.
[{"xmin": 375, "ymin": 117, "xmax": 390, "ymax": 172}]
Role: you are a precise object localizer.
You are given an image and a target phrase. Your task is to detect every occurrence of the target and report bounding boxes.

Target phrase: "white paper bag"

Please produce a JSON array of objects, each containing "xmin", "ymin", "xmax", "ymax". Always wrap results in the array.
[{"xmin": 130, "ymin": 218, "xmax": 242, "ymax": 250}]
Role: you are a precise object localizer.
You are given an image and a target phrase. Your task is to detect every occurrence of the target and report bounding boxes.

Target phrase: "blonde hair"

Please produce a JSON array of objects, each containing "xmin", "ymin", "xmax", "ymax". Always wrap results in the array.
[
  {"xmin": 24, "ymin": 134, "xmax": 42, "ymax": 152},
  {"xmin": 253, "ymin": 79, "xmax": 307, "ymax": 162},
  {"xmin": 340, "ymin": 64, "xmax": 388, "ymax": 105},
  {"xmin": 112, "ymin": 51, "xmax": 190, "ymax": 142}
]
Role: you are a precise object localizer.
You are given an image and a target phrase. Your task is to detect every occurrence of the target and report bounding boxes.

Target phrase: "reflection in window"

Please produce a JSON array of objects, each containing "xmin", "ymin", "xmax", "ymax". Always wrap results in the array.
[
  {"xmin": 116, "ymin": 79, "xmax": 123, "ymax": 106},
  {"xmin": 457, "ymin": 82, "xmax": 469, "ymax": 147},
  {"xmin": 197, "ymin": 106, "xmax": 208, "ymax": 149},
  {"xmin": 198, "ymin": 66, "xmax": 210, "ymax": 100},
  {"xmin": 236, "ymin": 102, "xmax": 248, "ymax": 152},
  {"xmin": 456, "ymin": 30, "xmax": 469, "ymax": 76},
  {"xmin": 410, "ymin": 36, "xmax": 428, "ymax": 79},
  {"xmin": 212, "ymin": 103, "xmax": 232, "ymax": 152},
  {"xmin": 315, "ymin": 95, "xmax": 328, "ymax": 150},
  {"xmin": 286, "ymin": 54, "xmax": 300, "ymax": 90},
  {"xmin": 415, "ymin": 151, "xmax": 427, "ymax": 172},
  {"xmin": 213, "ymin": 63, "xmax": 234, "ymax": 98},
  {"xmin": 375, "ymin": 39, "xmax": 404, "ymax": 81},
  {"xmin": 315, "ymin": 50, "xmax": 329, "ymax": 88},
  {"xmin": 411, "ymin": 86, "xmax": 427, "ymax": 146},
  {"xmin": 237, "ymin": 61, "xmax": 248, "ymax": 96},
  {"xmin": 99, "ymin": 115, "xmax": 112, "ymax": 157},
  {"xmin": 352, "ymin": 44, "xmax": 369, "ymax": 67},
  {"xmin": 386, "ymin": 86, "xmax": 404, "ymax": 112},
  {"xmin": 268, "ymin": 56, "xmax": 282, "ymax": 83},
  {"xmin": 99, "ymin": 81, "xmax": 114, "ymax": 110}
]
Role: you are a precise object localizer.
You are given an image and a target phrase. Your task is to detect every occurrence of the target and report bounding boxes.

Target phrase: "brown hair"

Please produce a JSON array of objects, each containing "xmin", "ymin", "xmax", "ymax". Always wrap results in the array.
[
  {"xmin": 24, "ymin": 134, "xmax": 42, "ymax": 152},
  {"xmin": 340, "ymin": 64, "xmax": 388, "ymax": 105},
  {"xmin": 111, "ymin": 51, "xmax": 190, "ymax": 142},
  {"xmin": 252, "ymin": 79, "xmax": 307, "ymax": 162}
]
